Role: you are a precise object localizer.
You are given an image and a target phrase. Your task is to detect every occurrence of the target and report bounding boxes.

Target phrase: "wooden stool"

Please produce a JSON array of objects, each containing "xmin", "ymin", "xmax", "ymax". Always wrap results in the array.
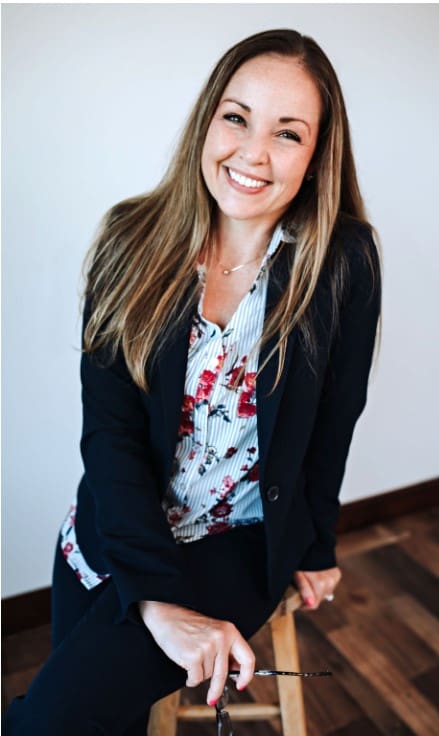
[{"xmin": 147, "ymin": 586, "xmax": 307, "ymax": 735}]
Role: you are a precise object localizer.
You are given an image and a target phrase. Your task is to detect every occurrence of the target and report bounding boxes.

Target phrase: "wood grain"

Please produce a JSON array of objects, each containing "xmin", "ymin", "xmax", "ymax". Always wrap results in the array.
[
  {"xmin": 387, "ymin": 594, "xmax": 439, "ymax": 657},
  {"xmin": 271, "ymin": 613, "xmax": 307, "ymax": 736},
  {"xmin": 296, "ymin": 615, "xmax": 416, "ymax": 736},
  {"xmin": 336, "ymin": 524, "xmax": 411, "ymax": 560},
  {"xmin": 387, "ymin": 507, "xmax": 439, "ymax": 577},
  {"xmin": 328, "ymin": 625, "xmax": 439, "ymax": 736},
  {"xmin": 3, "ymin": 506, "xmax": 438, "ymax": 736}
]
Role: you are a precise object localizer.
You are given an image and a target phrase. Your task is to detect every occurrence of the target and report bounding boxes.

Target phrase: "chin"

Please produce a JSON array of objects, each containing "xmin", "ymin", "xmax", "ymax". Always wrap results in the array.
[
  {"xmin": 215, "ymin": 197, "xmax": 270, "ymax": 223},
  {"xmin": 219, "ymin": 209, "xmax": 268, "ymax": 224}
]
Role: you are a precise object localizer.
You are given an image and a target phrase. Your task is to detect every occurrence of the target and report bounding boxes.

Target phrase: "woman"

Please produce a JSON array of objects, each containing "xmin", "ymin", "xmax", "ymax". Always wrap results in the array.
[{"xmin": 5, "ymin": 28, "xmax": 381, "ymax": 735}]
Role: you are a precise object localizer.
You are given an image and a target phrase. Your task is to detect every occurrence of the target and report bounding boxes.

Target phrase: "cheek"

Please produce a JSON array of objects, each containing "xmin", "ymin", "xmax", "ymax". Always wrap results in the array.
[
  {"xmin": 200, "ymin": 136, "xmax": 215, "ymax": 187},
  {"xmin": 279, "ymin": 153, "xmax": 312, "ymax": 191},
  {"xmin": 202, "ymin": 122, "xmax": 236, "ymax": 165},
  {"xmin": 201, "ymin": 134, "xmax": 224, "ymax": 195}
]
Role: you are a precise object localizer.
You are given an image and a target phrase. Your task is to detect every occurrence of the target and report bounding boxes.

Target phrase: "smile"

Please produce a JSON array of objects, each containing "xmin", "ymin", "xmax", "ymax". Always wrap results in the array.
[{"xmin": 226, "ymin": 167, "xmax": 269, "ymax": 189}]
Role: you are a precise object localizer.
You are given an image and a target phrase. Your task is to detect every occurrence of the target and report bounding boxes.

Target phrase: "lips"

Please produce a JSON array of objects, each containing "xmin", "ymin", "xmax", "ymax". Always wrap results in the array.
[{"xmin": 226, "ymin": 166, "xmax": 270, "ymax": 190}]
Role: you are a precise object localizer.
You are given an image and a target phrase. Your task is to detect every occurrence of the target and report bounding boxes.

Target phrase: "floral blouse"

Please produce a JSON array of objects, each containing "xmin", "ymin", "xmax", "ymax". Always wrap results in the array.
[
  {"xmin": 163, "ymin": 223, "xmax": 284, "ymax": 542},
  {"xmin": 60, "ymin": 223, "xmax": 285, "ymax": 588}
]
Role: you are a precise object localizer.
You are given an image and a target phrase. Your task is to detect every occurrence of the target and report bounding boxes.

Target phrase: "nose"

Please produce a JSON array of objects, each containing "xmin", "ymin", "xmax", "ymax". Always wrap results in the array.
[{"xmin": 238, "ymin": 130, "xmax": 269, "ymax": 166}]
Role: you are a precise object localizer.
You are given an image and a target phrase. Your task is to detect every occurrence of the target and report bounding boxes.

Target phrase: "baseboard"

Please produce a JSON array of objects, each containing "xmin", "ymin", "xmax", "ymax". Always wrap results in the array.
[
  {"xmin": 2, "ymin": 586, "xmax": 52, "ymax": 637},
  {"xmin": 2, "ymin": 477, "xmax": 438, "ymax": 636},
  {"xmin": 335, "ymin": 476, "xmax": 439, "ymax": 533}
]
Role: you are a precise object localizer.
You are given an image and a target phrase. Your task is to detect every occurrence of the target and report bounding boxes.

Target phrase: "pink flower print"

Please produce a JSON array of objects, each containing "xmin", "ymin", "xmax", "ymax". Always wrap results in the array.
[
  {"xmin": 207, "ymin": 521, "xmax": 231, "ymax": 535},
  {"xmin": 226, "ymin": 357, "xmax": 247, "ymax": 390},
  {"xmin": 227, "ymin": 367, "xmax": 244, "ymax": 389},
  {"xmin": 167, "ymin": 508, "xmax": 184, "ymax": 526},
  {"xmin": 195, "ymin": 370, "xmax": 217, "ymax": 404},
  {"xmin": 62, "ymin": 542, "xmax": 74, "ymax": 558},
  {"xmin": 223, "ymin": 476, "xmax": 236, "ymax": 492},
  {"xmin": 219, "ymin": 475, "xmax": 237, "ymax": 499},
  {"xmin": 246, "ymin": 463, "xmax": 259, "ymax": 482},
  {"xmin": 69, "ymin": 514, "xmax": 76, "ymax": 527},
  {"xmin": 228, "ymin": 366, "xmax": 241, "ymax": 386},
  {"xmin": 75, "ymin": 571, "xmax": 83, "ymax": 580},
  {"xmin": 237, "ymin": 372, "xmax": 257, "ymax": 417},
  {"xmin": 248, "ymin": 447, "xmax": 257, "ymax": 454},
  {"xmin": 211, "ymin": 501, "xmax": 233, "ymax": 518},
  {"xmin": 224, "ymin": 447, "xmax": 237, "ymax": 459},
  {"xmin": 238, "ymin": 391, "xmax": 257, "ymax": 417},
  {"xmin": 244, "ymin": 372, "xmax": 256, "ymax": 391},
  {"xmin": 190, "ymin": 324, "xmax": 203, "ymax": 347},
  {"xmin": 215, "ymin": 353, "xmax": 226, "ymax": 371},
  {"xmin": 179, "ymin": 395, "xmax": 195, "ymax": 436},
  {"xmin": 183, "ymin": 395, "xmax": 195, "ymax": 411},
  {"xmin": 188, "ymin": 449, "xmax": 196, "ymax": 461},
  {"xmin": 209, "ymin": 488, "xmax": 217, "ymax": 495}
]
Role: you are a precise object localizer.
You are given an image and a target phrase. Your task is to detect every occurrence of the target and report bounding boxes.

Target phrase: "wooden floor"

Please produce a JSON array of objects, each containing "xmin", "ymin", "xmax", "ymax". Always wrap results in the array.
[{"xmin": 3, "ymin": 507, "xmax": 439, "ymax": 735}]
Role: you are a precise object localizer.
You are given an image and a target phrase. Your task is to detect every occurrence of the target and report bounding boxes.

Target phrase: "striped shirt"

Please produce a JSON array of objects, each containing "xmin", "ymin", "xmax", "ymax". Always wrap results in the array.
[
  {"xmin": 60, "ymin": 223, "xmax": 285, "ymax": 588},
  {"xmin": 162, "ymin": 223, "xmax": 284, "ymax": 542}
]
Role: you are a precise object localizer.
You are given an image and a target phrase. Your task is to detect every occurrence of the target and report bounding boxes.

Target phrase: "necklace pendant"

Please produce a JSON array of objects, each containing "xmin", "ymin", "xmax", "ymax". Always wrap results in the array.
[{"xmin": 223, "ymin": 269, "xmax": 230, "ymax": 275}]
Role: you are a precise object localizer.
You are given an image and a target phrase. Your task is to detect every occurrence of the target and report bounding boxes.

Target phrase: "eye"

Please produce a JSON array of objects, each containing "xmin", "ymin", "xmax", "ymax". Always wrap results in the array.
[
  {"xmin": 278, "ymin": 130, "xmax": 302, "ymax": 143},
  {"xmin": 223, "ymin": 113, "xmax": 246, "ymax": 125}
]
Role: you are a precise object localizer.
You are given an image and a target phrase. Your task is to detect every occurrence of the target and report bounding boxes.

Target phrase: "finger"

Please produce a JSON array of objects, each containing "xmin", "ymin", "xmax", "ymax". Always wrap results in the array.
[
  {"xmin": 230, "ymin": 636, "xmax": 255, "ymax": 692},
  {"xmin": 206, "ymin": 651, "xmax": 229, "ymax": 706},
  {"xmin": 202, "ymin": 650, "xmax": 217, "ymax": 684},
  {"xmin": 301, "ymin": 570, "xmax": 339, "ymax": 608},
  {"xmin": 185, "ymin": 659, "xmax": 204, "ymax": 688},
  {"xmin": 293, "ymin": 571, "xmax": 317, "ymax": 609},
  {"xmin": 305, "ymin": 572, "xmax": 326, "ymax": 605},
  {"xmin": 194, "ymin": 639, "xmax": 217, "ymax": 684}
]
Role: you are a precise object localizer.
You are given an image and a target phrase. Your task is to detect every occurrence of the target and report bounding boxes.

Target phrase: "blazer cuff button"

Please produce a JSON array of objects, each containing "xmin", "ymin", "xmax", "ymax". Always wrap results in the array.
[{"xmin": 266, "ymin": 485, "xmax": 280, "ymax": 502}]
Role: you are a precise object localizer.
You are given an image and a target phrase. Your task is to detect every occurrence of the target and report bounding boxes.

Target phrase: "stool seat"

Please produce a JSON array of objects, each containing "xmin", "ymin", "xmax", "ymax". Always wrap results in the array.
[{"xmin": 147, "ymin": 586, "xmax": 307, "ymax": 735}]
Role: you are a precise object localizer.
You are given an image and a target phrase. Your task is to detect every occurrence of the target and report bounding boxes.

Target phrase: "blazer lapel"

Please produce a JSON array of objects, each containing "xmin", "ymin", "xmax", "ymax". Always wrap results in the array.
[
  {"xmin": 156, "ymin": 250, "xmax": 299, "ymax": 485},
  {"xmin": 257, "ymin": 246, "xmax": 298, "ymax": 485},
  {"xmin": 157, "ymin": 297, "xmax": 194, "ymax": 470}
]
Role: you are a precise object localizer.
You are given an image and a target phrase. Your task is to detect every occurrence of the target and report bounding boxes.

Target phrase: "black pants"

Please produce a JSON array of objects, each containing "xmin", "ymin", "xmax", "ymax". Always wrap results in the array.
[{"xmin": 4, "ymin": 523, "xmax": 284, "ymax": 735}]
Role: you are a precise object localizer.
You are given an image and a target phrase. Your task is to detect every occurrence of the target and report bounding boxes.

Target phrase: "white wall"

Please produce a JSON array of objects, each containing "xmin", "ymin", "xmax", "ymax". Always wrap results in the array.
[{"xmin": 3, "ymin": 4, "xmax": 438, "ymax": 597}]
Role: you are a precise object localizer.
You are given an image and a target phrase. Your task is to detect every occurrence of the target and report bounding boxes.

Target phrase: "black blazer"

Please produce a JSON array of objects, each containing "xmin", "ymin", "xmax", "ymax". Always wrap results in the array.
[{"xmin": 75, "ymin": 221, "xmax": 381, "ymax": 623}]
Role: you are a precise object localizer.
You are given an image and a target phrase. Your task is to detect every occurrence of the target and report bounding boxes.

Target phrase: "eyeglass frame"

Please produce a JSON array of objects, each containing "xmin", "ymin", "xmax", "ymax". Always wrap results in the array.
[{"xmin": 215, "ymin": 669, "xmax": 332, "ymax": 736}]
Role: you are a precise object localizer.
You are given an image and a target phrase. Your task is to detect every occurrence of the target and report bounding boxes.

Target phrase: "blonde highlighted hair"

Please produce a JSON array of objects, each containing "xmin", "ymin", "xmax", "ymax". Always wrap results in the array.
[{"xmin": 83, "ymin": 28, "xmax": 381, "ymax": 390}]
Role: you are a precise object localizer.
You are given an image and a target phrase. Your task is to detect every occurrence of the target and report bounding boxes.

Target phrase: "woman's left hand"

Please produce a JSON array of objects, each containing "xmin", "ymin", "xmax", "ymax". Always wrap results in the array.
[{"xmin": 293, "ymin": 567, "xmax": 341, "ymax": 610}]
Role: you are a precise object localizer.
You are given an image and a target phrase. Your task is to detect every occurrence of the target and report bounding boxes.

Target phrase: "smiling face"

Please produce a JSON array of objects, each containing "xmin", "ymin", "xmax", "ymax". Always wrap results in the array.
[{"xmin": 201, "ymin": 53, "xmax": 322, "ymax": 233}]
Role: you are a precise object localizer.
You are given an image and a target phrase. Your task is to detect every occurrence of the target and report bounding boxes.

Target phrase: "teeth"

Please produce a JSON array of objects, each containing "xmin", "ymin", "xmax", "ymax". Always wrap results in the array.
[{"xmin": 228, "ymin": 168, "xmax": 267, "ymax": 188}]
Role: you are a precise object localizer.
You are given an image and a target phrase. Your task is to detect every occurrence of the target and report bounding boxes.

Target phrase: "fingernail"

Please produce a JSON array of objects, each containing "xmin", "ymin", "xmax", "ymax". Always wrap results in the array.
[
  {"xmin": 305, "ymin": 596, "xmax": 314, "ymax": 606},
  {"xmin": 237, "ymin": 684, "xmax": 246, "ymax": 691},
  {"xmin": 208, "ymin": 698, "xmax": 218, "ymax": 707}
]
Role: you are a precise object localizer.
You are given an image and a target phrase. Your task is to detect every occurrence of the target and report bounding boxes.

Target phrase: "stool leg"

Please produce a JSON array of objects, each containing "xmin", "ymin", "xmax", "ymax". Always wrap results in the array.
[
  {"xmin": 147, "ymin": 690, "xmax": 180, "ymax": 736},
  {"xmin": 271, "ymin": 613, "xmax": 307, "ymax": 736}
]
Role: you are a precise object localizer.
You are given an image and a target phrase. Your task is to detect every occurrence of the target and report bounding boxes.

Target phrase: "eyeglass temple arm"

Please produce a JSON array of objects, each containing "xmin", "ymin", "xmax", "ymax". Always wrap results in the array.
[{"xmin": 228, "ymin": 668, "xmax": 332, "ymax": 677}]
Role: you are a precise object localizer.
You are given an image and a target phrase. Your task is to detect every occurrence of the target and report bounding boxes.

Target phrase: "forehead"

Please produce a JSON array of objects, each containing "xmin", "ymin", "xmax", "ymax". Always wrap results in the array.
[{"xmin": 222, "ymin": 53, "xmax": 321, "ymax": 120}]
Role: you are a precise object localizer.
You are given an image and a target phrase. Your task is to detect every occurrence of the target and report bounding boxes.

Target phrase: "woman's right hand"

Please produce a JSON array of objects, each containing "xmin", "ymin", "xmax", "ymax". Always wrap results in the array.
[{"xmin": 138, "ymin": 600, "xmax": 255, "ymax": 705}]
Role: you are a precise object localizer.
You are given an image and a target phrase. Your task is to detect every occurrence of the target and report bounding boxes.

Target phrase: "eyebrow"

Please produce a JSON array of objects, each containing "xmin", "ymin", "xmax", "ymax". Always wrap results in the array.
[{"xmin": 221, "ymin": 98, "xmax": 311, "ymax": 133}]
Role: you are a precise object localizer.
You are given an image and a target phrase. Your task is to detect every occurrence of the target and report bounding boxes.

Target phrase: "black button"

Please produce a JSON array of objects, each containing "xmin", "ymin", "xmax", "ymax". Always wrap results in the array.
[{"xmin": 266, "ymin": 485, "xmax": 280, "ymax": 502}]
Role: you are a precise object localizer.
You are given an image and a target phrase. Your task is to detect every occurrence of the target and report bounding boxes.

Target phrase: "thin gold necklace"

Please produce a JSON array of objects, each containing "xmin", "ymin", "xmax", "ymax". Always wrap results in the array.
[{"xmin": 216, "ymin": 252, "xmax": 265, "ymax": 276}]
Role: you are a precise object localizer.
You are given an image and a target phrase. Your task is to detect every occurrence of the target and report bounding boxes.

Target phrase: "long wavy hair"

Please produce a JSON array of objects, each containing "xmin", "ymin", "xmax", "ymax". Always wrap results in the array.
[{"xmin": 82, "ymin": 28, "xmax": 381, "ymax": 391}]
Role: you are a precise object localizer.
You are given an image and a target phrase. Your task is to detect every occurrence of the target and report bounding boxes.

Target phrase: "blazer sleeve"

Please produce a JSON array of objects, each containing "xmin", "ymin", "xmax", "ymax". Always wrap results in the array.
[
  {"xmin": 299, "ymin": 230, "xmax": 382, "ymax": 570},
  {"xmin": 79, "ymin": 302, "xmax": 196, "ymax": 623}
]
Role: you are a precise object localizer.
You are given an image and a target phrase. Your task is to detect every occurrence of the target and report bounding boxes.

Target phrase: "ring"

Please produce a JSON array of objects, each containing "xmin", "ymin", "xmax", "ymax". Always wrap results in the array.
[{"xmin": 324, "ymin": 594, "xmax": 334, "ymax": 602}]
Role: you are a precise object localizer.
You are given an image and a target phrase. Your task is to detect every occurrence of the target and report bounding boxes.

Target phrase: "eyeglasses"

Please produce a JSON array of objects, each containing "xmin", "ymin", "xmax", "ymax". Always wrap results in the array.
[
  {"xmin": 215, "ymin": 669, "xmax": 332, "ymax": 736},
  {"xmin": 214, "ymin": 687, "xmax": 234, "ymax": 735}
]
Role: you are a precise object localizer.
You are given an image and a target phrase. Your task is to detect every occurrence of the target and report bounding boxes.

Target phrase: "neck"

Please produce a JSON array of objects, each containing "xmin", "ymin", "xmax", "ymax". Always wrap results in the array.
[{"xmin": 213, "ymin": 215, "xmax": 277, "ymax": 265}]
